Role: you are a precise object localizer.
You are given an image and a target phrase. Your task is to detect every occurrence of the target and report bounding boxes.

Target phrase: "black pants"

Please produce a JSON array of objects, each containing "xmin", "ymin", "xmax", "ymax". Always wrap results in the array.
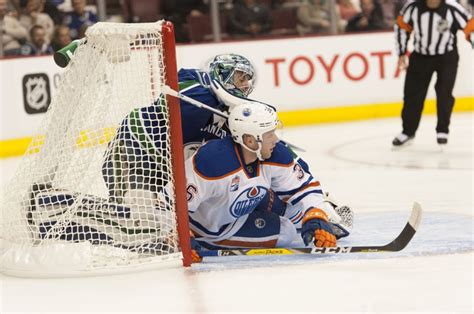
[{"xmin": 401, "ymin": 50, "xmax": 459, "ymax": 136}]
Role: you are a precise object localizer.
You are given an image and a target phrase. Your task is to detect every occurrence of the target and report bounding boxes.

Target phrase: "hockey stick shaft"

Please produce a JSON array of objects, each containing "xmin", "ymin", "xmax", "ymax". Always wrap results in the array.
[
  {"xmin": 197, "ymin": 202, "xmax": 422, "ymax": 257},
  {"xmin": 162, "ymin": 85, "xmax": 229, "ymax": 118},
  {"xmin": 162, "ymin": 85, "xmax": 306, "ymax": 152}
]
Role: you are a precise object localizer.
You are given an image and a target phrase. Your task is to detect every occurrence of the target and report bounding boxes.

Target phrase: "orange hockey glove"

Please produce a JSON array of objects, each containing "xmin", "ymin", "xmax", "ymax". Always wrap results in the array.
[
  {"xmin": 190, "ymin": 230, "xmax": 202, "ymax": 263},
  {"xmin": 301, "ymin": 208, "xmax": 336, "ymax": 247}
]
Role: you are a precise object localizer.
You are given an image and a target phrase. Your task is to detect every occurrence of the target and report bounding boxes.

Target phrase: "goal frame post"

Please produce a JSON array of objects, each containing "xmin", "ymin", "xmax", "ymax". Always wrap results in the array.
[{"xmin": 162, "ymin": 21, "xmax": 192, "ymax": 267}]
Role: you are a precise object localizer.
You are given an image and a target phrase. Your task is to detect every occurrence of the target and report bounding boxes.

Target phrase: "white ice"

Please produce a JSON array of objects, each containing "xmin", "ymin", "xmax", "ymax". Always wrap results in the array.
[{"xmin": 1, "ymin": 113, "xmax": 473, "ymax": 313}]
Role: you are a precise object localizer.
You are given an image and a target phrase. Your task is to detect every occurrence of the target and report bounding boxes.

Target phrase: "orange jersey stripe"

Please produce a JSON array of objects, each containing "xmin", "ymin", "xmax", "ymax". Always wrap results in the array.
[
  {"xmin": 261, "ymin": 160, "xmax": 294, "ymax": 168},
  {"xmin": 233, "ymin": 145, "xmax": 260, "ymax": 179},
  {"xmin": 297, "ymin": 181, "xmax": 321, "ymax": 193},
  {"xmin": 291, "ymin": 211, "xmax": 303, "ymax": 223},
  {"xmin": 397, "ymin": 15, "xmax": 413, "ymax": 33},
  {"xmin": 282, "ymin": 181, "xmax": 321, "ymax": 202},
  {"xmin": 464, "ymin": 18, "xmax": 474, "ymax": 40}
]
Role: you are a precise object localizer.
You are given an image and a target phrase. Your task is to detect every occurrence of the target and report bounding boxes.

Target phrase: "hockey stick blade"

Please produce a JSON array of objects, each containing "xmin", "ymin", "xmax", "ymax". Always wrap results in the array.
[{"xmin": 197, "ymin": 202, "xmax": 422, "ymax": 257}]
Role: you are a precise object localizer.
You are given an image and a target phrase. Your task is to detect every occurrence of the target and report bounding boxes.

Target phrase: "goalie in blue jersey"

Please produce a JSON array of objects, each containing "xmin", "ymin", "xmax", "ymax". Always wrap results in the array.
[
  {"xmin": 102, "ymin": 53, "xmax": 311, "ymax": 205},
  {"xmin": 178, "ymin": 53, "xmax": 257, "ymax": 157},
  {"xmin": 186, "ymin": 102, "xmax": 353, "ymax": 259},
  {"xmin": 101, "ymin": 54, "xmax": 259, "ymax": 203}
]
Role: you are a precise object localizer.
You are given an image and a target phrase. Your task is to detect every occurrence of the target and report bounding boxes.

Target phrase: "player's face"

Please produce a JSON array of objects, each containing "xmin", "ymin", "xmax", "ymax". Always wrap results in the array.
[
  {"xmin": 233, "ymin": 70, "xmax": 252, "ymax": 95},
  {"xmin": 260, "ymin": 129, "xmax": 279, "ymax": 159},
  {"xmin": 32, "ymin": 28, "xmax": 47, "ymax": 47}
]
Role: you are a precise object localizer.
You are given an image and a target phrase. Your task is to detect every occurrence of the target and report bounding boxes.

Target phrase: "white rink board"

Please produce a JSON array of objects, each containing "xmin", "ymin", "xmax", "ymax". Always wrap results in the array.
[
  {"xmin": 176, "ymin": 32, "xmax": 474, "ymax": 108},
  {"xmin": 1, "ymin": 32, "xmax": 473, "ymax": 142}
]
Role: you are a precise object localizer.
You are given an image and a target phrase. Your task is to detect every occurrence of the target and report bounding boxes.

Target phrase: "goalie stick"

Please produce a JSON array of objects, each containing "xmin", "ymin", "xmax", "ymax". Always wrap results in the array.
[
  {"xmin": 162, "ymin": 85, "xmax": 306, "ymax": 153},
  {"xmin": 196, "ymin": 202, "xmax": 422, "ymax": 258}
]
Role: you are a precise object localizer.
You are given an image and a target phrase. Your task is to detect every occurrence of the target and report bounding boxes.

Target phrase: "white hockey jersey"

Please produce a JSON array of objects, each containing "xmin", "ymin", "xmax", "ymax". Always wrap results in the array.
[{"xmin": 185, "ymin": 136, "xmax": 326, "ymax": 242}]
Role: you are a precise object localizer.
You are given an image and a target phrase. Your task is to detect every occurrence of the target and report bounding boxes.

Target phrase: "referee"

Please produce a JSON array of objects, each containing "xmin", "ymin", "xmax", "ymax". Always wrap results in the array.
[{"xmin": 392, "ymin": 0, "xmax": 474, "ymax": 146}]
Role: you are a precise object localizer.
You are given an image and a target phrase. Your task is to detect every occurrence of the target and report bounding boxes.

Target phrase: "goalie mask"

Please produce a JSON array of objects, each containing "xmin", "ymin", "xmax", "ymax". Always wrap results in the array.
[
  {"xmin": 228, "ymin": 101, "xmax": 280, "ymax": 160},
  {"xmin": 209, "ymin": 54, "xmax": 256, "ymax": 97}
]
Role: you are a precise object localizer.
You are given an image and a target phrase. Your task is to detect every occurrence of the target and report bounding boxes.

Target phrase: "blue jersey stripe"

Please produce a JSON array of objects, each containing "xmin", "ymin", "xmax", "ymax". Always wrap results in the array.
[
  {"xmin": 275, "ymin": 176, "xmax": 314, "ymax": 196},
  {"xmin": 290, "ymin": 189, "xmax": 324, "ymax": 206},
  {"xmin": 189, "ymin": 216, "xmax": 230, "ymax": 237},
  {"xmin": 292, "ymin": 214, "xmax": 304, "ymax": 225}
]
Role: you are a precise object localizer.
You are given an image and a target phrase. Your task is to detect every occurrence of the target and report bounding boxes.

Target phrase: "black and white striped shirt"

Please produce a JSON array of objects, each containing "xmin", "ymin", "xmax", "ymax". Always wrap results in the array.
[{"xmin": 395, "ymin": 0, "xmax": 474, "ymax": 56}]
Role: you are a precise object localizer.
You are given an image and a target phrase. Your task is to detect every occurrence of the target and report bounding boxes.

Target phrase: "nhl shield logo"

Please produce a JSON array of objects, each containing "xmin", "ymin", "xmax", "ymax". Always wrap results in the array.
[
  {"xmin": 22, "ymin": 73, "xmax": 51, "ymax": 114},
  {"xmin": 230, "ymin": 175, "xmax": 240, "ymax": 191}
]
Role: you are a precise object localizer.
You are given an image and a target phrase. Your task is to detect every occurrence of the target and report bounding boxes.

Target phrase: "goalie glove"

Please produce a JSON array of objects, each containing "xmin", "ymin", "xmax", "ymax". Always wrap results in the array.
[
  {"xmin": 301, "ymin": 208, "xmax": 337, "ymax": 247},
  {"xmin": 323, "ymin": 192, "xmax": 353, "ymax": 239}
]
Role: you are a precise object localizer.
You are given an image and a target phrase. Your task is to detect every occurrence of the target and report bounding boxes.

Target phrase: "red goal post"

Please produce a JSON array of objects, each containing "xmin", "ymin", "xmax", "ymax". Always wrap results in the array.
[{"xmin": 162, "ymin": 21, "xmax": 192, "ymax": 267}]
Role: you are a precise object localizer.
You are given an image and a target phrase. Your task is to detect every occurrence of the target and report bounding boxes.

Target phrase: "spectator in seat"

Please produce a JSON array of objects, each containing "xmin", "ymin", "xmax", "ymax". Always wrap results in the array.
[
  {"xmin": 42, "ymin": 0, "xmax": 65, "ymax": 25},
  {"xmin": 8, "ymin": 0, "xmax": 21, "ymax": 15},
  {"xmin": 51, "ymin": 24, "xmax": 71, "ymax": 51},
  {"xmin": 271, "ymin": 0, "xmax": 302, "ymax": 9},
  {"xmin": 296, "ymin": 0, "xmax": 344, "ymax": 35},
  {"xmin": 345, "ymin": 0, "xmax": 385, "ymax": 33},
  {"xmin": 19, "ymin": 24, "xmax": 53, "ymax": 55},
  {"xmin": 63, "ymin": 0, "xmax": 97, "ymax": 39},
  {"xmin": 0, "ymin": 0, "xmax": 29, "ymax": 55},
  {"xmin": 337, "ymin": 0, "xmax": 359, "ymax": 23},
  {"xmin": 228, "ymin": 0, "xmax": 272, "ymax": 38},
  {"xmin": 162, "ymin": 0, "xmax": 208, "ymax": 43},
  {"xmin": 19, "ymin": 0, "xmax": 54, "ymax": 43},
  {"xmin": 378, "ymin": 0, "xmax": 405, "ymax": 29}
]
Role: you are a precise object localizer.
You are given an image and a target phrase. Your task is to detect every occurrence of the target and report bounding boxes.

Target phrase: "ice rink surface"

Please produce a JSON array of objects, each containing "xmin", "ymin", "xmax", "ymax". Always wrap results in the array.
[{"xmin": 1, "ymin": 113, "xmax": 473, "ymax": 313}]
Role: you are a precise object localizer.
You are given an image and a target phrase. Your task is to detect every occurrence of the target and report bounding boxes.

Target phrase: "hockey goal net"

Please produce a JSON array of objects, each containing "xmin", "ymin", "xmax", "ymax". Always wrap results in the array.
[{"xmin": 0, "ymin": 21, "xmax": 191, "ymax": 277}]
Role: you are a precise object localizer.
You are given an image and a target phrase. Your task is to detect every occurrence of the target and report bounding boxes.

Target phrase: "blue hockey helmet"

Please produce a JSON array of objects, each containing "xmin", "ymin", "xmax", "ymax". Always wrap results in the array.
[{"xmin": 209, "ymin": 54, "xmax": 256, "ymax": 97}]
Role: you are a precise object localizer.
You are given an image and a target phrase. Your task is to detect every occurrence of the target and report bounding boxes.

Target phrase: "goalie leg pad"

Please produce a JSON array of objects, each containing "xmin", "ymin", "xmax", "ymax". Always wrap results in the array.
[
  {"xmin": 39, "ymin": 220, "xmax": 113, "ymax": 243},
  {"xmin": 28, "ymin": 188, "xmax": 176, "ymax": 249}
]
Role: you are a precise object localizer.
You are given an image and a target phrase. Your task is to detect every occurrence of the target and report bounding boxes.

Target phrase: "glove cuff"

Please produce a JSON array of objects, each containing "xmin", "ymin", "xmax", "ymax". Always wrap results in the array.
[{"xmin": 302, "ymin": 208, "xmax": 329, "ymax": 224}]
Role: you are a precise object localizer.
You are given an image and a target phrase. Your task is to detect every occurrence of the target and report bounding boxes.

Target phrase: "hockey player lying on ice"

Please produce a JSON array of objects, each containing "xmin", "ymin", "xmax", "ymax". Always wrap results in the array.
[
  {"xmin": 27, "ymin": 56, "xmax": 351, "ymax": 254},
  {"xmin": 27, "ymin": 101, "xmax": 352, "ymax": 256},
  {"xmin": 186, "ymin": 101, "xmax": 353, "ymax": 262}
]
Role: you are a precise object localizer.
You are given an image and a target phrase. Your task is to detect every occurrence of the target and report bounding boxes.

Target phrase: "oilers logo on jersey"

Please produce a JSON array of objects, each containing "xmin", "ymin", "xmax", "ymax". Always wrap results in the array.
[{"xmin": 229, "ymin": 186, "xmax": 267, "ymax": 218}]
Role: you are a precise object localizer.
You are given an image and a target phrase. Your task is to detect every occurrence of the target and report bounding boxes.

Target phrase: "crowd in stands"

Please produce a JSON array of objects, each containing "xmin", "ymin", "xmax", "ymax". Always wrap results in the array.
[
  {"xmin": 0, "ymin": 0, "xmax": 96, "ymax": 56},
  {"xmin": 1, "ymin": 0, "xmax": 473, "ymax": 57}
]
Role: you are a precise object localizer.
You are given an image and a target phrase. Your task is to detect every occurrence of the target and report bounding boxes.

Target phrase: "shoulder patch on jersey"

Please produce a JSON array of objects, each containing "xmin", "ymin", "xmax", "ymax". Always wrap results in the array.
[
  {"xmin": 193, "ymin": 137, "xmax": 241, "ymax": 179},
  {"xmin": 263, "ymin": 142, "xmax": 294, "ymax": 166}
]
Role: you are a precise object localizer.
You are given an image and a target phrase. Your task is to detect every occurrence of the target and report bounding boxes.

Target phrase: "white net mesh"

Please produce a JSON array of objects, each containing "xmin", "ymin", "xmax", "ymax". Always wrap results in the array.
[{"xmin": 0, "ymin": 21, "xmax": 183, "ymax": 277}]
